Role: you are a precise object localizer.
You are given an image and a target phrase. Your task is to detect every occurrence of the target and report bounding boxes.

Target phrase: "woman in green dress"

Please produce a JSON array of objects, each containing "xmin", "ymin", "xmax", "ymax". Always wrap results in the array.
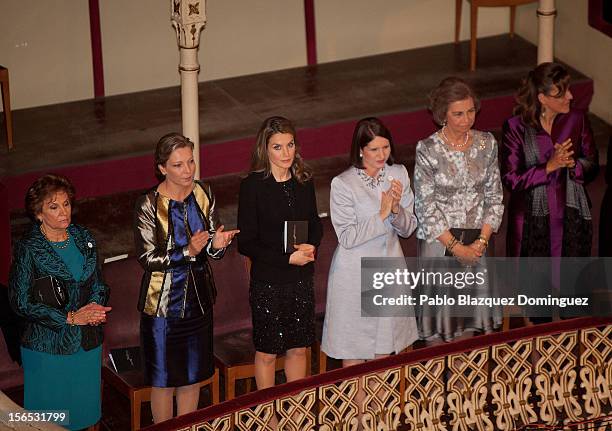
[{"xmin": 9, "ymin": 174, "xmax": 111, "ymax": 430}]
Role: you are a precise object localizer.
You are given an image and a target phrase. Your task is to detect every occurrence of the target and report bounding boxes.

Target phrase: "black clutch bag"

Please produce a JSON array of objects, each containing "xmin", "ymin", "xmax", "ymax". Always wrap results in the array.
[
  {"xmin": 445, "ymin": 228, "xmax": 481, "ymax": 256},
  {"xmin": 31, "ymin": 276, "xmax": 68, "ymax": 309},
  {"xmin": 283, "ymin": 220, "xmax": 309, "ymax": 254}
]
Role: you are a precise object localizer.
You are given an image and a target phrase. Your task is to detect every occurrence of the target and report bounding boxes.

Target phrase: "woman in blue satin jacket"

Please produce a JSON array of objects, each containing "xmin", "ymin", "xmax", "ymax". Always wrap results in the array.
[{"xmin": 9, "ymin": 174, "xmax": 111, "ymax": 431}]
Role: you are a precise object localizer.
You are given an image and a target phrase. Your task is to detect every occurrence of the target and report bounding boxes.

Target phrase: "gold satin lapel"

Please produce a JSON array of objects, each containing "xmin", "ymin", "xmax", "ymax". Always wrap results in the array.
[
  {"xmin": 143, "ymin": 194, "xmax": 170, "ymax": 316},
  {"xmin": 193, "ymin": 184, "xmax": 210, "ymax": 220},
  {"xmin": 156, "ymin": 194, "xmax": 170, "ymax": 240},
  {"xmin": 144, "ymin": 271, "xmax": 165, "ymax": 315}
]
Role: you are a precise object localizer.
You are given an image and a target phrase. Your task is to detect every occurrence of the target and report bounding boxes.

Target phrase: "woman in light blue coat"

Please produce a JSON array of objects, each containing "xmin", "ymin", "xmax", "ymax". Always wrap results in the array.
[{"xmin": 322, "ymin": 117, "xmax": 419, "ymax": 366}]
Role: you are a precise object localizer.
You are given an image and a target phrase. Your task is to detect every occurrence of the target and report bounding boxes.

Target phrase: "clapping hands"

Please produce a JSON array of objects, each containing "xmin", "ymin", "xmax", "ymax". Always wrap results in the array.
[
  {"xmin": 211, "ymin": 225, "xmax": 240, "ymax": 250},
  {"xmin": 379, "ymin": 179, "xmax": 403, "ymax": 220},
  {"xmin": 188, "ymin": 226, "xmax": 240, "ymax": 257},
  {"xmin": 188, "ymin": 230, "xmax": 210, "ymax": 256}
]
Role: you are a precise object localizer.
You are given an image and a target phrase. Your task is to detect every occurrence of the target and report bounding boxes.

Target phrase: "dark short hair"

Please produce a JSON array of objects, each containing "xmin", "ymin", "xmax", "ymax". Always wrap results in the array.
[
  {"xmin": 154, "ymin": 133, "xmax": 195, "ymax": 181},
  {"xmin": 25, "ymin": 174, "xmax": 76, "ymax": 222},
  {"xmin": 250, "ymin": 116, "xmax": 312, "ymax": 183},
  {"xmin": 429, "ymin": 77, "xmax": 480, "ymax": 126},
  {"xmin": 514, "ymin": 62, "xmax": 570, "ymax": 128},
  {"xmin": 349, "ymin": 117, "xmax": 396, "ymax": 168}
]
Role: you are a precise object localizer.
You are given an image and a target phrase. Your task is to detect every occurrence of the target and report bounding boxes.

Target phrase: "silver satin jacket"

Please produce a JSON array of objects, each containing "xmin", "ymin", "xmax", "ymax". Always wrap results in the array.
[
  {"xmin": 414, "ymin": 130, "xmax": 504, "ymax": 242},
  {"xmin": 133, "ymin": 180, "xmax": 224, "ymax": 317}
]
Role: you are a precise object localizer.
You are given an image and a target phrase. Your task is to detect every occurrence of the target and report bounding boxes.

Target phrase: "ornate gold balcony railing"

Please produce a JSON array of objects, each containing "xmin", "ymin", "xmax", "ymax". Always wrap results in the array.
[{"xmin": 143, "ymin": 317, "xmax": 611, "ymax": 431}]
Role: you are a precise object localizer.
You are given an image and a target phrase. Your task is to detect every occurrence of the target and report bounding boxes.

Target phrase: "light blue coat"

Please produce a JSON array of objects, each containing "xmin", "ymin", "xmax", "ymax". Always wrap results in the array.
[{"xmin": 322, "ymin": 164, "xmax": 419, "ymax": 359}]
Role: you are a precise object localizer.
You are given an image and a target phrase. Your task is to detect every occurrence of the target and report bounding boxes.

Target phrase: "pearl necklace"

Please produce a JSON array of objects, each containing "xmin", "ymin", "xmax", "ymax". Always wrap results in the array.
[
  {"xmin": 40, "ymin": 225, "xmax": 70, "ymax": 249},
  {"xmin": 441, "ymin": 126, "xmax": 470, "ymax": 150}
]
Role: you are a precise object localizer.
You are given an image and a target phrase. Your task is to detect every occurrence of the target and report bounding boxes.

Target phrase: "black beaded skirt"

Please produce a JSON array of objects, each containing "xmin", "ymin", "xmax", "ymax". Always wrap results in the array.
[{"xmin": 249, "ymin": 278, "xmax": 315, "ymax": 354}]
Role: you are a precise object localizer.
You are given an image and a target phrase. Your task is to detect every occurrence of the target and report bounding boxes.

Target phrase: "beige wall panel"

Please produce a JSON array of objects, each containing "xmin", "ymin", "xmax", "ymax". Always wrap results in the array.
[
  {"xmin": 315, "ymin": 0, "xmax": 511, "ymax": 63},
  {"xmin": 0, "ymin": 0, "xmax": 93, "ymax": 110},
  {"xmin": 100, "ymin": 0, "xmax": 306, "ymax": 96},
  {"xmin": 513, "ymin": 2, "xmax": 538, "ymax": 42},
  {"xmin": 100, "ymin": 0, "xmax": 184, "ymax": 96},
  {"xmin": 200, "ymin": 0, "xmax": 307, "ymax": 80},
  {"xmin": 515, "ymin": 1, "xmax": 612, "ymax": 123}
]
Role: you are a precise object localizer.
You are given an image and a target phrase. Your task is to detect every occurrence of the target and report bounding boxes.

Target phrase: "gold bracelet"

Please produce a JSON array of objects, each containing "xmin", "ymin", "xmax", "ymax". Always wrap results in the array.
[
  {"xmin": 70, "ymin": 310, "xmax": 75, "ymax": 326},
  {"xmin": 446, "ymin": 236, "xmax": 460, "ymax": 254},
  {"xmin": 477, "ymin": 235, "xmax": 489, "ymax": 247}
]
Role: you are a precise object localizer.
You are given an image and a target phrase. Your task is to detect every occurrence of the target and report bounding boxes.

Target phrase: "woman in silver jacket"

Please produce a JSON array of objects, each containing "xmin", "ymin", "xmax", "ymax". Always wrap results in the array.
[
  {"xmin": 322, "ymin": 117, "xmax": 419, "ymax": 364},
  {"xmin": 414, "ymin": 77, "xmax": 504, "ymax": 342},
  {"xmin": 134, "ymin": 133, "xmax": 238, "ymax": 423}
]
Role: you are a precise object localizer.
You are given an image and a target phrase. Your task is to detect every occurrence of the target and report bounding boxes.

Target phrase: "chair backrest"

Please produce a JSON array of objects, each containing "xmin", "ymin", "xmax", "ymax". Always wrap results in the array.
[
  {"xmin": 0, "ymin": 285, "xmax": 23, "ymax": 390},
  {"xmin": 102, "ymin": 258, "xmax": 142, "ymax": 350},
  {"xmin": 209, "ymin": 247, "xmax": 252, "ymax": 335}
]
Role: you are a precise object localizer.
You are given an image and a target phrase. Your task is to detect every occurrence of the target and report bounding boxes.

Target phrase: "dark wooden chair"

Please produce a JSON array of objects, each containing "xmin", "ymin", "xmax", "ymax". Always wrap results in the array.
[
  {"xmin": 214, "ymin": 330, "xmax": 298, "ymax": 400},
  {"xmin": 102, "ymin": 366, "xmax": 218, "ymax": 431}
]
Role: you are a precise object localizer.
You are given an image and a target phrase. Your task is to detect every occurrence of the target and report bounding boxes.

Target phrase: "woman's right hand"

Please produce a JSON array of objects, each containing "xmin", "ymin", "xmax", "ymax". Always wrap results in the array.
[
  {"xmin": 379, "ymin": 190, "xmax": 394, "ymax": 220},
  {"xmin": 546, "ymin": 138, "xmax": 575, "ymax": 174},
  {"xmin": 451, "ymin": 244, "xmax": 481, "ymax": 265},
  {"xmin": 68, "ymin": 302, "xmax": 112, "ymax": 326},
  {"xmin": 188, "ymin": 230, "xmax": 211, "ymax": 256},
  {"xmin": 289, "ymin": 244, "xmax": 315, "ymax": 266}
]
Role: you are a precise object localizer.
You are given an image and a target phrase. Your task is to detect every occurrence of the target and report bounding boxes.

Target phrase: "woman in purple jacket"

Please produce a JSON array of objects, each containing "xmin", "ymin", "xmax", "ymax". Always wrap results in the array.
[{"xmin": 501, "ymin": 62, "xmax": 598, "ymax": 259}]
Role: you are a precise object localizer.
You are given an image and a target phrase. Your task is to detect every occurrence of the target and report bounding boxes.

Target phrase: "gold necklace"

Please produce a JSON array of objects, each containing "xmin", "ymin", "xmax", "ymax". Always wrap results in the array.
[
  {"xmin": 40, "ymin": 225, "xmax": 70, "ymax": 249},
  {"xmin": 441, "ymin": 126, "xmax": 470, "ymax": 150}
]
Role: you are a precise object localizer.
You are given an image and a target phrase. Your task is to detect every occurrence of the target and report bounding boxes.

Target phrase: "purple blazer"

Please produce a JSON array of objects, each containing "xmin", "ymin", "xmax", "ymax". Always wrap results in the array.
[{"xmin": 501, "ymin": 109, "xmax": 598, "ymax": 256}]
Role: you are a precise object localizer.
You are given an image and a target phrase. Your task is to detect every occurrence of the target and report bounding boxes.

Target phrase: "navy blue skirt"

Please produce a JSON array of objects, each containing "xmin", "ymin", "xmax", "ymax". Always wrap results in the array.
[{"xmin": 140, "ymin": 312, "xmax": 214, "ymax": 388}]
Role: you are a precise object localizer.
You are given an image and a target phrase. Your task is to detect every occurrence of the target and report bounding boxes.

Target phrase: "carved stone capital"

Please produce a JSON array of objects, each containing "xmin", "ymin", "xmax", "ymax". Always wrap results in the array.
[{"xmin": 171, "ymin": 0, "xmax": 206, "ymax": 49}]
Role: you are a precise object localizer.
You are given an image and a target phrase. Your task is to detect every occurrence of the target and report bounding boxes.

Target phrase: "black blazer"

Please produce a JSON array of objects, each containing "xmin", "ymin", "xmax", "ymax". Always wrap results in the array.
[{"xmin": 237, "ymin": 172, "xmax": 323, "ymax": 284}]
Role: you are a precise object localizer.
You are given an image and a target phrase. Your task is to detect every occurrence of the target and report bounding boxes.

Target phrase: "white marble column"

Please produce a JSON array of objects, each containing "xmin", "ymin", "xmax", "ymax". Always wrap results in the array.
[
  {"xmin": 537, "ymin": 0, "xmax": 556, "ymax": 64},
  {"xmin": 171, "ymin": 0, "xmax": 206, "ymax": 179}
]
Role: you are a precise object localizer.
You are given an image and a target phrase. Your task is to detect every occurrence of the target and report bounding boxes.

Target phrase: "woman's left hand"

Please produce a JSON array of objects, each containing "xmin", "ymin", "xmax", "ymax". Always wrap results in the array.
[
  {"xmin": 467, "ymin": 241, "xmax": 486, "ymax": 258},
  {"xmin": 389, "ymin": 179, "xmax": 403, "ymax": 214},
  {"xmin": 212, "ymin": 225, "xmax": 240, "ymax": 250},
  {"xmin": 71, "ymin": 302, "xmax": 112, "ymax": 326},
  {"xmin": 295, "ymin": 243, "xmax": 316, "ymax": 255}
]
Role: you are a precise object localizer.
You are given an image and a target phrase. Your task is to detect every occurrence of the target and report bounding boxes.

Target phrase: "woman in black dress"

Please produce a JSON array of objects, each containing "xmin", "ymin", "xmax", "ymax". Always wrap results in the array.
[{"xmin": 238, "ymin": 116, "xmax": 322, "ymax": 389}]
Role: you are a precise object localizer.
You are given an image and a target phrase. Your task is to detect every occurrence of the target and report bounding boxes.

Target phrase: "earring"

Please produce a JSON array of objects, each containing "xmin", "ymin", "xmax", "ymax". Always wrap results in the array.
[
  {"xmin": 359, "ymin": 152, "xmax": 363, "ymax": 158},
  {"xmin": 442, "ymin": 120, "xmax": 447, "ymax": 127}
]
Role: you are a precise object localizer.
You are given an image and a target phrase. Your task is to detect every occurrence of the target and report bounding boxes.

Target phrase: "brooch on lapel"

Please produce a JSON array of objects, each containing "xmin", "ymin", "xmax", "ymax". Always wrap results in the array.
[
  {"xmin": 87, "ymin": 242, "xmax": 93, "ymax": 249},
  {"xmin": 476, "ymin": 133, "xmax": 487, "ymax": 150}
]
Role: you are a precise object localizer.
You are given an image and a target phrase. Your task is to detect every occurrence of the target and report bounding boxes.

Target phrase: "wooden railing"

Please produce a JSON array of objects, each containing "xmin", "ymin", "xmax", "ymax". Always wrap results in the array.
[{"xmin": 143, "ymin": 317, "xmax": 612, "ymax": 431}]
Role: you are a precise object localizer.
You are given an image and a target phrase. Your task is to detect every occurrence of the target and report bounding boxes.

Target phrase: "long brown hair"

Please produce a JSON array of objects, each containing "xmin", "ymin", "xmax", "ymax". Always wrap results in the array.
[
  {"xmin": 514, "ymin": 62, "xmax": 570, "ymax": 128},
  {"xmin": 250, "ymin": 116, "xmax": 312, "ymax": 183}
]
